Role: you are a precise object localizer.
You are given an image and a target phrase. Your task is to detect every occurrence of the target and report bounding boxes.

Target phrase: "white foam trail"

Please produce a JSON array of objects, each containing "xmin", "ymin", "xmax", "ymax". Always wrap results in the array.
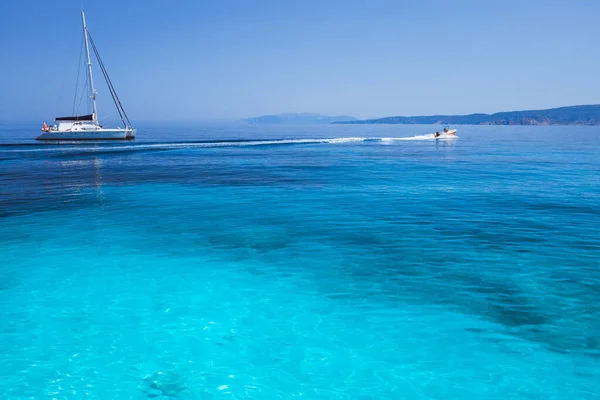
[
  {"xmin": 5, "ymin": 135, "xmax": 456, "ymax": 154},
  {"xmin": 109, "ymin": 137, "xmax": 369, "ymax": 152},
  {"xmin": 381, "ymin": 133, "xmax": 458, "ymax": 141}
]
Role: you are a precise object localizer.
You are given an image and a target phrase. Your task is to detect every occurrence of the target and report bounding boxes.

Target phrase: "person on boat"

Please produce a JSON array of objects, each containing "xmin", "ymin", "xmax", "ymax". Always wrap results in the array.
[
  {"xmin": 434, "ymin": 132, "xmax": 440, "ymax": 138},
  {"xmin": 443, "ymin": 127, "xmax": 448, "ymax": 133}
]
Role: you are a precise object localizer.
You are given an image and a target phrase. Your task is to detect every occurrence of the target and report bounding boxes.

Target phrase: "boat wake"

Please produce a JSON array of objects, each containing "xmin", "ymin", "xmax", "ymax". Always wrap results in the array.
[
  {"xmin": 1, "ymin": 134, "xmax": 457, "ymax": 157},
  {"xmin": 382, "ymin": 133, "xmax": 458, "ymax": 141}
]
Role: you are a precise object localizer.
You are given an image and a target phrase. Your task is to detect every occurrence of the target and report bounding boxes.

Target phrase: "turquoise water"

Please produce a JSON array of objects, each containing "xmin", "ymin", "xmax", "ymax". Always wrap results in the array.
[{"xmin": 1, "ymin": 123, "xmax": 599, "ymax": 399}]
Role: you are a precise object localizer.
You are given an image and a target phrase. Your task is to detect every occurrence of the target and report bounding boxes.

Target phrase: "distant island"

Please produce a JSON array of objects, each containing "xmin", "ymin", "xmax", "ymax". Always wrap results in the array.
[
  {"xmin": 332, "ymin": 105, "xmax": 600, "ymax": 126},
  {"xmin": 242, "ymin": 113, "xmax": 356, "ymax": 124}
]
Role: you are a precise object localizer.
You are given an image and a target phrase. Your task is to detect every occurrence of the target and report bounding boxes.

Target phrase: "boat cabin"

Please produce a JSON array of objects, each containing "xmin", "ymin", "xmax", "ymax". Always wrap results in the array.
[{"xmin": 53, "ymin": 113, "xmax": 98, "ymax": 131}]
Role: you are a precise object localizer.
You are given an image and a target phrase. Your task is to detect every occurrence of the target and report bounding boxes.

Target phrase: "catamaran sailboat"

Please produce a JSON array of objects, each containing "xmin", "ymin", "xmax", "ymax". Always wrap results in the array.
[{"xmin": 37, "ymin": 11, "xmax": 135, "ymax": 141}]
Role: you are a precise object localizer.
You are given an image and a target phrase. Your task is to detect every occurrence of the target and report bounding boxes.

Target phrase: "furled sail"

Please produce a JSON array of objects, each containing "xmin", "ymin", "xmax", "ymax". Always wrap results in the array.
[{"xmin": 55, "ymin": 114, "xmax": 94, "ymax": 121}]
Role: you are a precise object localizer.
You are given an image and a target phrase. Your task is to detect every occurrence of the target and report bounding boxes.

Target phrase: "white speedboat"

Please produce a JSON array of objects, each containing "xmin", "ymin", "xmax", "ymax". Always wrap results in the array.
[
  {"xmin": 37, "ymin": 11, "xmax": 135, "ymax": 141},
  {"xmin": 433, "ymin": 128, "xmax": 457, "ymax": 139}
]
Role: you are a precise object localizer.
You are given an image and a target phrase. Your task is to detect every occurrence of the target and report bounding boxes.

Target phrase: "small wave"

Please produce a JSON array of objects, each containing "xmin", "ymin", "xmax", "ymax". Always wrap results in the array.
[{"xmin": 1, "ymin": 137, "xmax": 370, "ymax": 154}]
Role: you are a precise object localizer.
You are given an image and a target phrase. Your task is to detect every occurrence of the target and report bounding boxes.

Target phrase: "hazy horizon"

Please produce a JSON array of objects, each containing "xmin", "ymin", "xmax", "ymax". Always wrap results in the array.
[
  {"xmin": 3, "ymin": 103, "xmax": 600, "ymax": 125},
  {"xmin": 1, "ymin": 0, "xmax": 599, "ymax": 122}
]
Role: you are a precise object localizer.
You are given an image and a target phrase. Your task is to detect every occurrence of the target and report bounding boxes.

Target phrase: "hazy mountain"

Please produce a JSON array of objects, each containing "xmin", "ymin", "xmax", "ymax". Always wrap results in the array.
[{"xmin": 243, "ymin": 113, "xmax": 356, "ymax": 124}]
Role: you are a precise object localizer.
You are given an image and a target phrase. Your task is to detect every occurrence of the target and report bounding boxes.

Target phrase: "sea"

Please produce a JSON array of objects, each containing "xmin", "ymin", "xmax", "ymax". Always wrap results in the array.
[{"xmin": 1, "ymin": 122, "xmax": 599, "ymax": 399}]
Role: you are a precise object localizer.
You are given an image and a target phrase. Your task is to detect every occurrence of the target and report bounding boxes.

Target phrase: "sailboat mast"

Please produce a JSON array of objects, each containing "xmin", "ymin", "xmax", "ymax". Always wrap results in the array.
[{"xmin": 81, "ymin": 10, "xmax": 98, "ymax": 123}]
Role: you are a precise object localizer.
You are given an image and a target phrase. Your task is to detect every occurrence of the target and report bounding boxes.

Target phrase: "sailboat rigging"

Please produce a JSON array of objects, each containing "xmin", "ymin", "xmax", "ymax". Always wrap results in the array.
[{"xmin": 37, "ymin": 10, "xmax": 135, "ymax": 141}]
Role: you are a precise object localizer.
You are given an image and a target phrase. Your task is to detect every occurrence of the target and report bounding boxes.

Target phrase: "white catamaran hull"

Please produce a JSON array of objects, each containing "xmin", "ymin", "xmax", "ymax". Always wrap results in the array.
[{"xmin": 36, "ymin": 128, "xmax": 135, "ymax": 141}]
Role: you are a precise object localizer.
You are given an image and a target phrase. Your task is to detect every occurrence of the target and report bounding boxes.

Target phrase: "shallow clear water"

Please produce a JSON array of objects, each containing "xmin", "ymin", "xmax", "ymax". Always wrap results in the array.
[{"xmin": 1, "ymin": 123, "xmax": 599, "ymax": 399}]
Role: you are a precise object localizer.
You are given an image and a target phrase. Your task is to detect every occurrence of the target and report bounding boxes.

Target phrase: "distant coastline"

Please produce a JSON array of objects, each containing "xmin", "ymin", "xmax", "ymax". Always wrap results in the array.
[
  {"xmin": 331, "ymin": 105, "xmax": 600, "ymax": 126},
  {"xmin": 242, "ymin": 113, "xmax": 356, "ymax": 125}
]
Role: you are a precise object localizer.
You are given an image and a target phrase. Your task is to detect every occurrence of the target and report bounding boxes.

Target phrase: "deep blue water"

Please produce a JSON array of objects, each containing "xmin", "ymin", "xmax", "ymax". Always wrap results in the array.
[{"xmin": 1, "ymin": 122, "xmax": 599, "ymax": 399}]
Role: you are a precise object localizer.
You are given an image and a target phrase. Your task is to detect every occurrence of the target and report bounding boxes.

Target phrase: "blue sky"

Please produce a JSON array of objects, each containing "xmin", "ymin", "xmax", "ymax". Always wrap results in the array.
[{"xmin": 0, "ymin": 0, "xmax": 598, "ymax": 121}]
